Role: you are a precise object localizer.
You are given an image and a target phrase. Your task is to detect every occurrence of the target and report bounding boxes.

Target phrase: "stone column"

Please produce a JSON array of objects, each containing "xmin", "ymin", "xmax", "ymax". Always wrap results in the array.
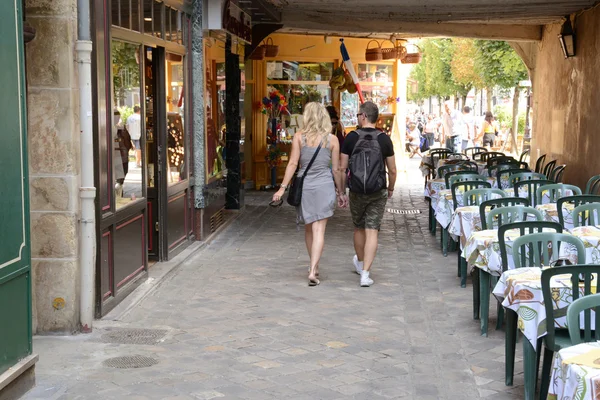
[
  {"xmin": 25, "ymin": 0, "xmax": 80, "ymax": 333},
  {"xmin": 225, "ymin": 35, "xmax": 243, "ymax": 209},
  {"xmin": 191, "ymin": 0, "xmax": 206, "ymax": 236}
]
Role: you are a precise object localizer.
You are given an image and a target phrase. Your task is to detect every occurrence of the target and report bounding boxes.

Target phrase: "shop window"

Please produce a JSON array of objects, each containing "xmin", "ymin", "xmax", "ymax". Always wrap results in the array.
[
  {"xmin": 341, "ymin": 63, "xmax": 394, "ymax": 128},
  {"xmin": 266, "ymin": 61, "xmax": 333, "ymax": 82},
  {"xmin": 153, "ymin": 1, "xmax": 164, "ymax": 38},
  {"xmin": 166, "ymin": 53, "xmax": 186, "ymax": 185},
  {"xmin": 166, "ymin": 7, "xmax": 182, "ymax": 44},
  {"xmin": 112, "ymin": 40, "xmax": 143, "ymax": 209},
  {"xmin": 142, "ymin": 0, "xmax": 164, "ymax": 37},
  {"xmin": 267, "ymin": 61, "xmax": 333, "ymax": 139},
  {"xmin": 205, "ymin": 62, "xmax": 226, "ymax": 181},
  {"xmin": 111, "ymin": 0, "xmax": 141, "ymax": 31}
]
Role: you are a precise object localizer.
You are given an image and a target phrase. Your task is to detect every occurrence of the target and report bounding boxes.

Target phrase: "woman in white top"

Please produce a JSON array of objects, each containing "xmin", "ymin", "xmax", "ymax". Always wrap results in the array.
[{"xmin": 406, "ymin": 122, "xmax": 422, "ymax": 158}]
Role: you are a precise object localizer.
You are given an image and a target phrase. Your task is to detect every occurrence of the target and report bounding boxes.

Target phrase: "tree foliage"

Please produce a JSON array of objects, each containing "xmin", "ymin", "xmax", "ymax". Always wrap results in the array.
[
  {"xmin": 473, "ymin": 40, "xmax": 528, "ymax": 89},
  {"xmin": 409, "ymin": 38, "xmax": 528, "ymax": 101}
]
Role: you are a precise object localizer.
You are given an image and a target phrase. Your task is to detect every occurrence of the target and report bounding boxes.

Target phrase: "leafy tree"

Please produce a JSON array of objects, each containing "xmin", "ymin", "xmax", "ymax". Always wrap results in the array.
[
  {"xmin": 112, "ymin": 41, "xmax": 141, "ymax": 107},
  {"xmin": 474, "ymin": 40, "xmax": 528, "ymax": 153}
]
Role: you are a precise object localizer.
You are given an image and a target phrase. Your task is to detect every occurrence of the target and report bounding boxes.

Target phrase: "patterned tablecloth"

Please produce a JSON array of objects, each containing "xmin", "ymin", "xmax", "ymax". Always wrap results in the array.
[
  {"xmin": 536, "ymin": 203, "xmax": 576, "ymax": 230},
  {"xmin": 571, "ymin": 226, "xmax": 600, "ymax": 264},
  {"xmin": 504, "ymin": 188, "xmax": 574, "ymax": 206},
  {"xmin": 448, "ymin": 206, "xmax": 482, "ymax": 249},
  {"xmin": 548, "ymin": 342, "xmax": 600, "ymax": 400},
  {"xmin": 492, "ymin": 267, "xmax": 595, "ymax": 349},
  {"xmin": 462, "ymin": 228, "xmax": 583, "ymax": 276}
]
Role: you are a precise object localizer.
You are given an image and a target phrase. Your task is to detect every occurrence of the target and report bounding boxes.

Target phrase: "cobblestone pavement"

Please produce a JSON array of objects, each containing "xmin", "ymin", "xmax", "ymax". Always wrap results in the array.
[{"xmin": 24, "ymin": 159, "xmax": 525, "ymax": 400}]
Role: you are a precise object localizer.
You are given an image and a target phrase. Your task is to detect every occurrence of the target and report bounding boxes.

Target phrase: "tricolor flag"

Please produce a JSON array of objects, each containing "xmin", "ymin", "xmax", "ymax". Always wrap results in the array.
[{"xmin": 340, "ymin": 39, "xmax": 365, "ymax": 104}]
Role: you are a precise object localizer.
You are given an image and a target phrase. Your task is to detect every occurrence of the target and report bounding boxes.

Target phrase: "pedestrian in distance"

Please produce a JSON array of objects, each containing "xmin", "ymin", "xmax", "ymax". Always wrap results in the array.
[
  {"xmin": 126, "ymin": 105, "xmax": 143, "ymax": 168},
  {"xmin": 272, "ymin": 102, "xmax": 346, "ymax": 286},
  {"xmin": 478, "ymin": 111, "xmax": 498, "ymax": 148},
  {"xmin": 340, "ymin": 101, "xmax": 397, "ymax": 287}
]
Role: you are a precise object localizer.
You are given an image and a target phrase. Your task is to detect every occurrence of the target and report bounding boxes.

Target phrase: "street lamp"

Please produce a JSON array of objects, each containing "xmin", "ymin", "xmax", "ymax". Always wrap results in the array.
[{"xmin": 558, "ymin": 16, "xmax": 576, "ymax": 58}]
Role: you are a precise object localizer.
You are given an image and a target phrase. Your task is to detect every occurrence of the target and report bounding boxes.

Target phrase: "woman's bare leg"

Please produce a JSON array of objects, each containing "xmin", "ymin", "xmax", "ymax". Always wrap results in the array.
[
  {"xmin": 308, "ymin": 219, "xmax": 328, "ymax": 282},
  {"xmin": 305, "ymin": 223, "xmax": 318, "ymax": 276}
]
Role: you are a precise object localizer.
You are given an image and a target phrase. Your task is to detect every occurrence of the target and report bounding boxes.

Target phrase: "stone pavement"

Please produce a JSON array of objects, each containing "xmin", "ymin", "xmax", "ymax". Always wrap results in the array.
[{"xmin": 23, "ymin": 159, "xmax": 525, "ymax": 400}]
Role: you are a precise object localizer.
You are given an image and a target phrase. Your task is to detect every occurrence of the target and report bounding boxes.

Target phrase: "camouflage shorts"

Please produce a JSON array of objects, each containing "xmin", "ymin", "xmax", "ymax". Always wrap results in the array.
[{"xmin": 349, "ymin": 189, "xmax": 388, "ymax": 230}]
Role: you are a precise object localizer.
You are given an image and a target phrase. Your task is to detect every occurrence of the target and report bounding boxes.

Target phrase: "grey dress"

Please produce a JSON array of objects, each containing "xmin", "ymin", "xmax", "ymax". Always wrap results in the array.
[{"xmin": 297, "ymin": 134, "xmax": 336, "ymax": 225}]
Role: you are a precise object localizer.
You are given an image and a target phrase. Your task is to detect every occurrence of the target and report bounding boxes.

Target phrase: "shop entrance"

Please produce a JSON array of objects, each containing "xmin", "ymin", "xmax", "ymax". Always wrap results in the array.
[{"xmin": 146, "ymin": 46, "xmax": 192, "ymax": 262}]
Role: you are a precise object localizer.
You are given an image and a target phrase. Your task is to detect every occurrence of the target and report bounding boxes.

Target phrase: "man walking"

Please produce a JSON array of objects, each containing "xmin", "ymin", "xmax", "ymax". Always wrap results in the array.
[
  {"xmin": 461, "ymin": 106, "xmax": 475, "ymax": 151},
  {"xmin": 340, "ymin": 101, "xmax": 397, "ymax": 287},
  {"xmin": 441, "ymin": 100, "xmax": 462, "ymax": 153}
]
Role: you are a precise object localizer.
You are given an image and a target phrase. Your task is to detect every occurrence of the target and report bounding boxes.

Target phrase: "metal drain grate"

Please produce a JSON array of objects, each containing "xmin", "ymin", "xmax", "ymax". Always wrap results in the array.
[
  {"xmin": 100, "ymin": 328, "xmax": 168, "ymax": 345},
  {"xmin": 386, "ymin": 208, "xmax": 422, "ymax": 215},
  {"xmin": 210, "ymin": 208, "xmax": 225, "ymax": 233},
  {"xmin": 103, "ymin": 355, "xmax": 158, "ymax": 369}
]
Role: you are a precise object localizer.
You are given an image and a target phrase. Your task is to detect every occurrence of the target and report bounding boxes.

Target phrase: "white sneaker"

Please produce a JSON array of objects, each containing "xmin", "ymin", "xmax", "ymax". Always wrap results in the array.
[
  {"xmin": 360, "ymin": 271, "xmax": 374, "ymax": 287},
  {"xmin": 353, "ymin": 255, "xmax": 363, "ymax": 275}
]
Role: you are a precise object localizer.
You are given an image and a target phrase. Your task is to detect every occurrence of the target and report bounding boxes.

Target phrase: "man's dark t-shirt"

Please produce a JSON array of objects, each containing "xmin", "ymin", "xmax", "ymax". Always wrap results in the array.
[{"xmin": 341, "ymin": 128, "xmax": 395, "ymax": 158}]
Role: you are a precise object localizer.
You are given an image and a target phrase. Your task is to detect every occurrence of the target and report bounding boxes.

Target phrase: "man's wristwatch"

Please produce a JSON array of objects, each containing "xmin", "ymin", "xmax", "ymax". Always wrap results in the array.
[{"xmin": 280, "ymin": 184, "xmax": 288, "ymax": 190}]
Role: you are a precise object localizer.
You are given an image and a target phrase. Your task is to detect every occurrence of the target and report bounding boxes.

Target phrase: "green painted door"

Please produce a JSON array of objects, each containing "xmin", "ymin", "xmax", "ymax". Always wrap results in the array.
[{"xmin": 0, "ymin": 0, "xmax": 33, "ymax": 375}]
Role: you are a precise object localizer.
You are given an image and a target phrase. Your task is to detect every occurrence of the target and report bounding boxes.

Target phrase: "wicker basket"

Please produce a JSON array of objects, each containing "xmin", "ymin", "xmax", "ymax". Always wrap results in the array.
[
  {"xmin": 248, "ymin": 45, "xmax": 266, "ymax": 60},
  {"xmin": 401, "ymin": 44, "xmax": 422, "ymax": 64},
  {"xmin": 263, "ymin": 37, "xmax": 279, "ymax": 58},
  {"xmin": 396, "ymin": 44, "xmax": 408, "ymax": 60},
  {"xmin": 381, "ymin": 40, "xmax": 398, "ymax": 60},
  {"xmin": 365, "ymin": 40, "xmax": 382, "ymax": 62}
]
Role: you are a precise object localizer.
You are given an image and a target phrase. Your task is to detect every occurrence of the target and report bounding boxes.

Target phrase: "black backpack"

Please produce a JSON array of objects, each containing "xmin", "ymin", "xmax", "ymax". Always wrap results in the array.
[{"xmin": 348, "ymin": 129, "xmax": 386, "ymax": 194}]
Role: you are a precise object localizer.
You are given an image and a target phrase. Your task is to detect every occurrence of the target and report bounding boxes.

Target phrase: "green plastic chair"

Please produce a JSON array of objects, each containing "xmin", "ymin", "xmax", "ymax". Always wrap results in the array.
[
  {"xmin": 485, "ymin": 206, "xmax": 543, "ymax": 230},
  {"xmin": 451, "ymin": 180, "xmax": 492, "ymax": 286},
  {"xmin": 479, "ymin": 197, "xmax": 530, "ymax": 230},
  {"xmin": 542, "ymin": 159, "xmax": 557, "ymax": 177},
  {"xmin": 461, "ymin": 160, "xmax": 479, "ymax": 172},
  {"xmin": 512, "ymin": 232, "xmax": 586, "ymax": 268},
  {"xmin": 462, "ymin": 188, "xmax": 506, "ymax": 206},
  {"xmin": 534, "ymin": 154, "xmax": 546, "ymax": 173},
  {"xmin": 488, "ymin": 162, "xmax": 520, "ymax": 182},
  {"xmin": 437, "ymin": 163, "xmax": 467, "ymax": 179},
  {"xmin": 497, "ymin": 168, "xmax": 529, "ymax": 190},
  {"xmin": 567, "ymin": 292, "xmax": 600, "ymax": 346},
  {"xmin": 550, "ymin": 164, "xmax": 566, "ymax": 182},
  {"xmin": 519, "ymin": 149, "xmax": 530, "ymax": 163},
  {"xmin": 430, "ymin": 148, "xmax": 452, "ymax": 167},
  {"xmin": 514, "ymin": 179, "xmax": 555, "ymax": 207},
  {"xmin": 535, "ymin": 183, "xmax": 582, "ymax": 205},
  {"xmin": 487, "ymin": 156, "xmax": 516, "ymax": 169},
  {"xmin": 509, "ymin": 172, "xmax": 546, "ymax": 188},
  {"xmin": 479, "ymin": 151, "xmax": 505, "ymax": 162},
  {"xmin": 585, "ymin": 175, "xmax": 600, "ymax": 195},
  {"xmin": 557, "ymin": 195, "xmax": 600, "ymax": 227},
  {"xmin": 539, "ymin": 265, "xmax": 600, "ymax": 400},
  {"xmin": 480, "ymin": 221, "xmax": 562, "ymax": 372},
  {"xmin": 464, "ymin": 147, "xmax": 487, "ymax": 159},
  {"xmin": 572, "ymin": 203, "xmax": 600, "ymax": 227},
  {"xmin": 448, "ymin": 173, "xmax": 486, "ymax": 189}
]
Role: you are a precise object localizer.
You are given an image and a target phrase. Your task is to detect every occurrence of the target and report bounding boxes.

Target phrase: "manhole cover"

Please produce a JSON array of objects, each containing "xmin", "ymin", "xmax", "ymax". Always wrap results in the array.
[
  {"xmin": 101, "ymin": 328, "xmax": 167, "ymax": 345},
  {"xmin": 103, "ymin": 355, "xmax": 158, "ymax": 369},
  {"xmin": 386, "ymin": 208, "xmax": 421, "ymax": 215}
]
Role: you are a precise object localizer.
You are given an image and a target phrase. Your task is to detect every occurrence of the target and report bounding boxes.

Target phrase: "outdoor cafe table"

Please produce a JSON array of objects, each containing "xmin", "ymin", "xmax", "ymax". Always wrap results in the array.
[
  {"xmin": 492, "ymin": 267, "xmax": 595, "ymax": 400},
  {"xmin": 548, "ymin": 342, "xmax": 600, "ymax": 400},
  {"xmin": 536, "ymin": 203, "xmax": 576, "ymax": 231}
]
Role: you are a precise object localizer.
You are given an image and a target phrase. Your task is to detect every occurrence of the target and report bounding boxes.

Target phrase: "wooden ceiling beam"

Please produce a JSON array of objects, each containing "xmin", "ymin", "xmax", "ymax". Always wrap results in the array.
[{"xmin": 281, "ymin": 14, "xmax": 543, "ymax": 41}]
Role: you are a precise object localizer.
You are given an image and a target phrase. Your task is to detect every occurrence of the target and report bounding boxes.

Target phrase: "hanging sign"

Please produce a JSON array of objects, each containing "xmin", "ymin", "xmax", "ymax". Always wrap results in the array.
[{"xmin": 222, "ymin": 0, "xmax": 252, "ymax": 44}]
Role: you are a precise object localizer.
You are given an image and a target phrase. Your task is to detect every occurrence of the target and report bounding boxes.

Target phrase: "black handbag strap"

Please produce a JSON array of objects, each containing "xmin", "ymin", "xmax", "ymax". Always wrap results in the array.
[{"xmin": 301, "ymin": 136, "xmax": 325, "ymax": 178}]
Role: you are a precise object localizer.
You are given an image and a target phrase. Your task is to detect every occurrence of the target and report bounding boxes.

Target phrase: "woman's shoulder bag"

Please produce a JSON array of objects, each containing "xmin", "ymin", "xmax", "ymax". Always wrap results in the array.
[{"xmin": 287, "ymin": 137, "xmax": 324, "ymax": 207}]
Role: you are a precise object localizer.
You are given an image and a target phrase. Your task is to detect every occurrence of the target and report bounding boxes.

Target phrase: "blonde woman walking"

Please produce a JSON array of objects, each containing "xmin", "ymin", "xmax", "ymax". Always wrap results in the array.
[{"xmin": 273, "ymin": 102, "xmax": 346, "ymax": 286}]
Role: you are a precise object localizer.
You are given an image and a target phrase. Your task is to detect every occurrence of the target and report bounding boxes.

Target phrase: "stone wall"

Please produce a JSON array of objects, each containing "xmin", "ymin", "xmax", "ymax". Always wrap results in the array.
[
  {"xmin": 531, "ymin": 8, "xmax": 600, "ymax": 189},
  {"xmin": 26, "ymin": 0, "xmax": 80, "ymax": 333}
]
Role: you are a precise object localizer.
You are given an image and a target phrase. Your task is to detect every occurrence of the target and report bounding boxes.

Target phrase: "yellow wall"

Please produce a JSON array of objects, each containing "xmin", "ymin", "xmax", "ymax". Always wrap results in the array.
[
  {"xmin": 252, "ymin": 34, "xmax": 402, "ymax": 188},
  {"xmin": 204, "ymin": 34, "xmax": 405, "ymax": 188}
]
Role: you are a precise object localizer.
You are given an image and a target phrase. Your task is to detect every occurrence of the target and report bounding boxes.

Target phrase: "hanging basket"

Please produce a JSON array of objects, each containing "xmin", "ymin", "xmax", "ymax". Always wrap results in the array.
[
  {"xmin": 263, "ymin": 37, "xmax": 279, "ymax": 58},
  {"xmin": 396, "ymin": 44, "xmax": 408, "ymax": 60},
  {"xmin": 381, "ymin": 40, "xmax": 398, "ymax": 60},
  {"xmin": 365, "ymin": 40, "xmax": 382, "ymax": 62},
  {"xmin": 248, "ymin": 45, "xmax": 266, "ymax": 60},
  {"xmin": 401, "ymin": 44, "xmax": 422, "ymax": 64}
]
